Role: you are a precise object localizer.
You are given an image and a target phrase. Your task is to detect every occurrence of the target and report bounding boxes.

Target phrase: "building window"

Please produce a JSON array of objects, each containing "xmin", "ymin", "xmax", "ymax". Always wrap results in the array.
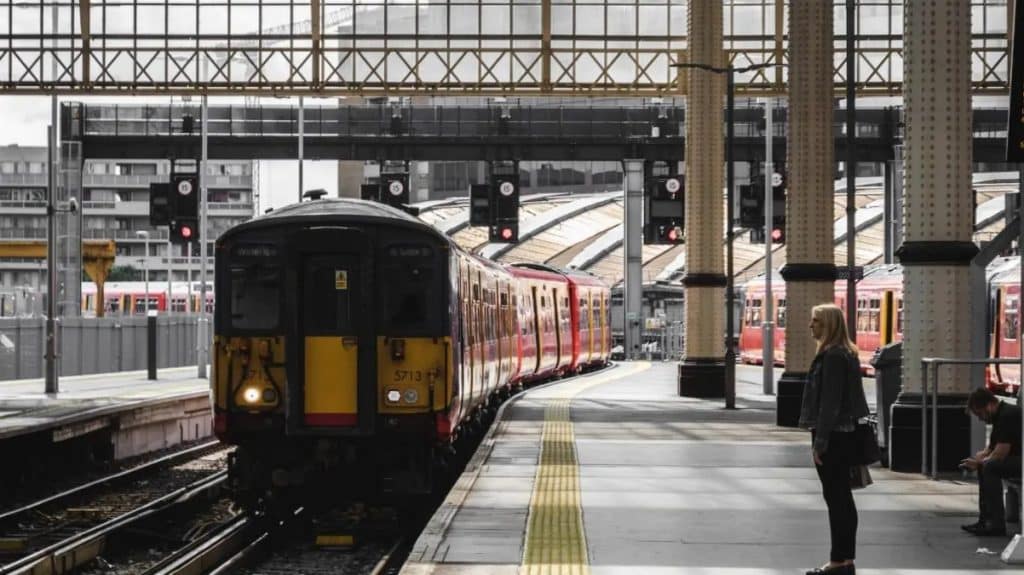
[
  {"xmin": 0, "ymin": 162, "xmax": 14, "ymax": 174},
  {"xmin": 115, "ymin": 163, "xmax": 157, "ymax": 176},
  {"xmin": 88, "ymin": 162, "xmax": 108, "ymax": 175}
]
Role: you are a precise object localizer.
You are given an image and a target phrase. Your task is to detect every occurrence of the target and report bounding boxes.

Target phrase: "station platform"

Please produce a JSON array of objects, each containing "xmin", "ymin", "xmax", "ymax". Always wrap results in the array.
[
  {"xmin": 0, "ymin": 367, "xmax": 211, "ymax": 460},
  {"xmin": 404, "ymin": 362, "xmax": 1018, "ymax": 574}
]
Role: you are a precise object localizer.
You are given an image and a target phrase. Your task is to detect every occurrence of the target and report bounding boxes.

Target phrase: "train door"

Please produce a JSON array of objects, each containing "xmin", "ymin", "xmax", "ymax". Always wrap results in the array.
[
  {"xmin": 775, "ymin": 297, "xmax": 786, "ymax": 365},
  {"xmin": 293, "ymin": 247, "xmax": 375, "ymax": 433},
  {"xmin": 457, "ymin": 258, "xmax": 469, "ymax": 421},
  {"xmin": 552, "ymin": 287, "xmax": 563, "ymax": 370},
  {"xmin": 532, "ymin": 284, "xmax": 554, "ymax": 374},
  {"xmin": 996, "ymin": 286, "xmax": 1020, "ymax": 389}
]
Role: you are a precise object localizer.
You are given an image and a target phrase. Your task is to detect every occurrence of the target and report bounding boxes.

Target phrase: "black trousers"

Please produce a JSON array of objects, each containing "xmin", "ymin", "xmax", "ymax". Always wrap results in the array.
[
  {"xmin": 813, "ymin": 431, "xmax": 857, "ymax": 562},
  {"xmin": 979, "ymin": 455, "xmax": 1022, "ymax": 526}
]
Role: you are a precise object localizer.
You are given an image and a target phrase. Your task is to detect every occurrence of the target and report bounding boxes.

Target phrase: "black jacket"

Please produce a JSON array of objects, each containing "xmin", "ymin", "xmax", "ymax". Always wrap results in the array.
[{"xmin": 798, "ymin": 345, "xmax": 871, "ymax": 453}]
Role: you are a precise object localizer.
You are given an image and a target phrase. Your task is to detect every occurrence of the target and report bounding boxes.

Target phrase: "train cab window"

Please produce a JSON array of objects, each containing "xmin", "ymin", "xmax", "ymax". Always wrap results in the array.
[
  {"xmin": 230, "ymin": 264, "xmax": 280, "ymax": 330},
  {"xmin": 1004, "ymin": 296, "xmax": 1019, "ymax": 340}
]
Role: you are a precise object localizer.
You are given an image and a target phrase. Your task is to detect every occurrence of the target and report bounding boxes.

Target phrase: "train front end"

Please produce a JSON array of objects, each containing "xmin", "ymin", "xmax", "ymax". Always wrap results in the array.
[{"xmin": 212, "ymin": 200, "xmax": 455, "ymax": 507}]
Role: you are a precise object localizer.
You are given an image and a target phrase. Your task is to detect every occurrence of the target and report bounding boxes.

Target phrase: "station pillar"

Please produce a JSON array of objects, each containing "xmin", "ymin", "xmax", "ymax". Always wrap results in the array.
[
  {"xmin": 777, "ymin": 0, "xmax": 836, "ymax": 426},
  {"xmin": 678, "ymin": 0, "xmax": 726, "ymax": 397},
  {"xmin": 889, "ymin": 0, "xmax": 977, "ymax": 473}
]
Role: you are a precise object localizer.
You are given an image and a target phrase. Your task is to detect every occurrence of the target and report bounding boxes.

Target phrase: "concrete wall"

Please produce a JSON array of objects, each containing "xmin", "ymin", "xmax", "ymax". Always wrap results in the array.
[{"xmin": 0, "ymin": 316, "xmax": 208, "ymax": 381}]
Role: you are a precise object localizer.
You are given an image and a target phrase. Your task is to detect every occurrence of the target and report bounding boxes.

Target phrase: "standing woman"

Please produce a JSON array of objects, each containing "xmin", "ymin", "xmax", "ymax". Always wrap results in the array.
[{"xmin": 799, "ymin": 303, "xmax": 870, "ymax": 575}]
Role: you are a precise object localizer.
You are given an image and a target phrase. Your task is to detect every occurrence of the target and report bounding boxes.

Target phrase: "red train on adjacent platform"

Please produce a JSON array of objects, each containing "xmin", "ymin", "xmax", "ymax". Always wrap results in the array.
[{"xmin": 739, "ymin": 262, "xmax": 1021, "ymax": 396}]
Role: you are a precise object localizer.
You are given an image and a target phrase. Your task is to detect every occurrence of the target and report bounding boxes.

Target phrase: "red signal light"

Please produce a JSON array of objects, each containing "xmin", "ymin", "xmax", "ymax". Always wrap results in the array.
[
  {"xmin": 501, "ymin": 227, "xmax": 513, "ymax": 240},
  {"xmin": 771, "ymin": 228, "xmax": 784, "ymax": 242},
  {"xmin": 180, "ymin": 225, "xmax": 193, "ymax": 239},
  {"xmin": 666, "ymin": 228, "xmax": 678, "ymax": 242}
]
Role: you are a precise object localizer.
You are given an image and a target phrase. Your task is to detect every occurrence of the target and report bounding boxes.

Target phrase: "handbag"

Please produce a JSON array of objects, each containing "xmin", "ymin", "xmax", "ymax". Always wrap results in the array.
[
  {"xmin": 850, "ymin": 464, "xmax": 873, "ymax": 490},
  {"xmin": 852, "ymin": 422, "xmax": 881, "ymax": 466}
]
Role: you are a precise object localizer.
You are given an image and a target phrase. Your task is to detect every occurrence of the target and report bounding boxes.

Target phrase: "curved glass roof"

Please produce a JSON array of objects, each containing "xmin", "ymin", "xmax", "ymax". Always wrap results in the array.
[{"xmin": 415, "ymin": 173, "xmax": 1020, "ymax": 288}]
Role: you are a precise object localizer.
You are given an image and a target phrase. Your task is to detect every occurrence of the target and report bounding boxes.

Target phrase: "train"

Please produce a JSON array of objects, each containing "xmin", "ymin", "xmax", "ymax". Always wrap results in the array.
[
  {"xmin": 80, "ymin": 281, "xmax": 214, "ymax": 316},
  {"xmin": 211, "ymin": 198, "xmax": 611, "ymax": 507},
  {"xmin": 739, "ymin": 261, "xmax": 1021, "ymax": 396}
]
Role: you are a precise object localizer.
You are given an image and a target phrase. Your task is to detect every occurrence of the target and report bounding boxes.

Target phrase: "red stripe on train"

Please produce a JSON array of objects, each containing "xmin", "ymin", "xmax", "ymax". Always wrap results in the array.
[{"xmin": 304, "ymin": 413, "xmax": 358, "ymax": 426}]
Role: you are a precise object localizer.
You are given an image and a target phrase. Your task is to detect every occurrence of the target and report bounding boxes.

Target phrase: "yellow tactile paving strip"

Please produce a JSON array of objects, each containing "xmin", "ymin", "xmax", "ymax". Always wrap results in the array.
[
  {"xmin": 522, "ymin": 399, "xmax": 588, "ymax": 575},
  {"xmin": 521, "ymin": 362, "xmax": 651, "ymax": 575}
]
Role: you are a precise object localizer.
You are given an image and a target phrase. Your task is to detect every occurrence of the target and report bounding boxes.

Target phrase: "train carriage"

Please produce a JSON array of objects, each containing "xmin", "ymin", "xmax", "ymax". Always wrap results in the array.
[
  {"xmin": 739, "ymin": 265, "xmax": 904, "ymax": 374},
  {"xmin": 212, "ymin": 198, "xmax": 612, "ymax": 507}
]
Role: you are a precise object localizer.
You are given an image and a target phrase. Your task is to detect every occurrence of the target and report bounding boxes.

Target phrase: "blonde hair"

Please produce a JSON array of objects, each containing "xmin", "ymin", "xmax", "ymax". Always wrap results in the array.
[{"xmin": 812, "ymin": 303, "xmax": 859, "ymax": 356}]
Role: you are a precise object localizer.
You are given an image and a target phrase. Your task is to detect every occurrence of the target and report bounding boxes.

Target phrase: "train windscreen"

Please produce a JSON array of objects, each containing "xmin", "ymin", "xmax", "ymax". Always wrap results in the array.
[{"xmin": 229, "ymin": 263, "xmax": 281, "ymax": 331}]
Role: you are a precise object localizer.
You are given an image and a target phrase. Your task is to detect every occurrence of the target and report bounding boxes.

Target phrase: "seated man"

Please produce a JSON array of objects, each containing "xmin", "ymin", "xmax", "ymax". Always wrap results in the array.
[{"xmin": 960, "ymin": 388, "xmax": 1022, "ymax": 537}]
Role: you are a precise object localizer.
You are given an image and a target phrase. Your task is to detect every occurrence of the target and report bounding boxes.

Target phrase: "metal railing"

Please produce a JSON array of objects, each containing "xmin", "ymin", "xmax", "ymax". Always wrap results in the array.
[{"xmin": 920, "ymin": 357, "xmax": 1019, "ymax": 479}]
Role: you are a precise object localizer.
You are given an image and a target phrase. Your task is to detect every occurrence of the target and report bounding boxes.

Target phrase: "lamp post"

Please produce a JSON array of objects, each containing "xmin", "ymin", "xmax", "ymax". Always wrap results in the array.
[
  {"xmin": 17, "ymin": 0, "xmax": 60, "ymax": 393},
  {"xmin": 136, "ymin": 230, "xmax": 150, "ymax": 313},
  {"xmin": 672, "ymin": 60, "xmax": 775, "ymax": 409}
]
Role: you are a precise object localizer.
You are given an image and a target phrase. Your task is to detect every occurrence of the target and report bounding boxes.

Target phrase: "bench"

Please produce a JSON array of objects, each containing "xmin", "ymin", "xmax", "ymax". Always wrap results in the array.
[{"xmin": 1007, "ymin": 478, "xmax": 1022, "ymax": 524}]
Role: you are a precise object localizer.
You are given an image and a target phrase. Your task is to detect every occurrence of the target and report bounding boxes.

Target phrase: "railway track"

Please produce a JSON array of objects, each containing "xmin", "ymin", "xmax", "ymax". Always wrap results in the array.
[
  {"xmin": 135, "ymin": 503, "xmax": 416, "ymax": 575},
  {"xmin": 0, "ymin": 442, "xmax": 230, "ymax": 575}
]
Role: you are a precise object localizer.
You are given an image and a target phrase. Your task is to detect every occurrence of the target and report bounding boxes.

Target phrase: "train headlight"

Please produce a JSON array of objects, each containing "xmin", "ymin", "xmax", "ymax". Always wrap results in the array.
[
  {"xmin": 243, "ymin": 386, "xmax": 261, "ymax": 404},
  {"xmin": 386, "ymin": 389, "xmax": 402, "ymax": 403},
  {"xmin": 403, "ymin": 389, "xmax": 419, "ymax": 404}
]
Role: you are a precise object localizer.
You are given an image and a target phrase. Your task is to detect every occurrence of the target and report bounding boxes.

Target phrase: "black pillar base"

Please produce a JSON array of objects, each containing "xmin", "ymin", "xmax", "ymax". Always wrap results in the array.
[
  {"xmin": 888, "ymin": 393, "xmax": 971, "ymax": 473},
  {"xmin": 776, "ymin": 371, "xmax": 807, "ymax": 428},
  {"xmin": 677, "ymin": 359, "xmax": 725, "ymax": 398}
]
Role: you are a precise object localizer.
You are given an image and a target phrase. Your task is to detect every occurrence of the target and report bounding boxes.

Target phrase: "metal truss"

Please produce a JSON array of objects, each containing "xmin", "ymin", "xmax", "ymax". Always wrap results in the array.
[{"xmin": 0, "ymin": 1, "xmax": 1012, "ymax": 96}]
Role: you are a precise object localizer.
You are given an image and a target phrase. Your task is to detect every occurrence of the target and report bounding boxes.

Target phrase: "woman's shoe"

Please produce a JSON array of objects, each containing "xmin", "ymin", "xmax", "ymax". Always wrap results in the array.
[{"xmin": 805, "ymin": 564, "xmax": 855, "ymax": 575}]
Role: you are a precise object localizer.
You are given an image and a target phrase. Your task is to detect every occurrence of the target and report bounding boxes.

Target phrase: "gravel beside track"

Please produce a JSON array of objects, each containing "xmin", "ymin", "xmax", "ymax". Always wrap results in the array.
[{"xmin": 0, "ymin": 444, "xmax": 230, "ymax": 566}]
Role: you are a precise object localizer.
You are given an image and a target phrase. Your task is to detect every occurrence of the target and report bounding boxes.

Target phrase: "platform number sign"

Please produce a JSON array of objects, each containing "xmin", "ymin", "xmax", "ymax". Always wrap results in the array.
[
  {"xmin": 1008, "ymin": 0, "xmax": 1024, "ymax": 161},
  {"xmin": 499, "ymin": 181, "xmax": 515, "ymax": 197},
  {"xmin": 380, "ymin": 174, "xmax": 410, "ymax": 208},
  {"xmin": 664, "ymin": 177, "xmax": 681, "ymax": 195}
]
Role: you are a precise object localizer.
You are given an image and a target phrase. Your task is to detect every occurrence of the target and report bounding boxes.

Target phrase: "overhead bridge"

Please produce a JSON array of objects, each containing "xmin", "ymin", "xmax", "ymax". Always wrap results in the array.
[{"xmin": 64, "ymin": 103, "xmax": 1010, "ymax": 164}]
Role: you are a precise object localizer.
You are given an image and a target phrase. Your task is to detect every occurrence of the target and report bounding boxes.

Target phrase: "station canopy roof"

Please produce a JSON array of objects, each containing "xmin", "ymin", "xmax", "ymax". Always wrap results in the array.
[{"xmin": 413, "ymin": 172, "xmax": 1020, "ymax": 288}]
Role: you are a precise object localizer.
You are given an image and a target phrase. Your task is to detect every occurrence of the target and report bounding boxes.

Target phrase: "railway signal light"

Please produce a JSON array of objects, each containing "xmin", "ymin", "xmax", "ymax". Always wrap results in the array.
[
  {"xmin": 469, "ymin": 183, "xmax": 490, "ymax": 226},
  {"xmin": 771, "ymin": 169, "xmax": 786, "ymax": 245},
  {"xmin": 643, "ymin": 175, "xmax": 684, "ymax": 245},
  {"xmin": 148, "ymin": 182, "xmax": 171, "ymax": 226},
  {"xmin": 738, "ymin": 183, "xmax": 764, "ymax": 229},
  {"xmin": 489, "ymin": 221, "xmax": 518, "ymax": 243},
  {"xmin": 169, "ymin": 173, "xmax": 200, "ymax": 245}
]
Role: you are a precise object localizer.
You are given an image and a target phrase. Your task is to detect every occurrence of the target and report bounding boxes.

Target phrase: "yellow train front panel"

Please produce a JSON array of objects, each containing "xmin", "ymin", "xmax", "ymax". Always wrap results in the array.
[
  {"xmin": 377, "ymin": 336, "xmax": 450, "ymax": 414},
  {"xmin": 304, "ymin": 336, "xmax": 359, "ymax": 426}
]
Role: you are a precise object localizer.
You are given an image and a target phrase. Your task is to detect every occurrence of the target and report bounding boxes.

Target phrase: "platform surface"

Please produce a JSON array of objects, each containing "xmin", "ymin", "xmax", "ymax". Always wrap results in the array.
[
  {"xmin": 404, "ymin": 362, "xmax": 1019, "ymax": 575},
  {"xmin": 0, "ymin": 367, "xmax": 209, "ymax": 440}
]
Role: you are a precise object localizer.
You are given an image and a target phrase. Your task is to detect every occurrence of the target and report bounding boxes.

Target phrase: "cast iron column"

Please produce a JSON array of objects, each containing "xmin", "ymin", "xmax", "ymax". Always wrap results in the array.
[
  {"xmin": 890, "ymin": 0, "xmax": 977, "ymax": 472},
  {"xmin": 777, "ymin": 0, "xmax": 837, "ymax": 426},
  {"xmin": 678, "ymin": 0, "xmax": 727, "ymax": 398}
]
